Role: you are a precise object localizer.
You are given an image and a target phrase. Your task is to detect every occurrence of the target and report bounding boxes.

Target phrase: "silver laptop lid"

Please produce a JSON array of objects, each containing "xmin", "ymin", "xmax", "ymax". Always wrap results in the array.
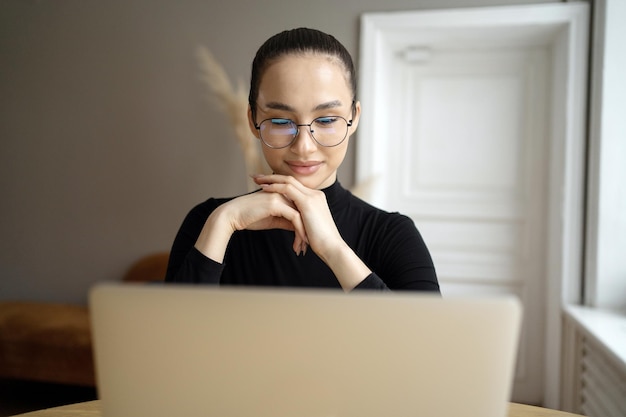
[{"xmin": 90, "ymin": 283, "xmax": 521, "ymax": 417}]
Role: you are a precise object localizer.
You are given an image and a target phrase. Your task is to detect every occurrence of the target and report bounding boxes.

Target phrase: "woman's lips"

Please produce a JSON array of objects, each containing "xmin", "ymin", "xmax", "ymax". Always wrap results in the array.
[{"xmin": 287, "ymin": 161, "xmax": 323, "ymax": 175}]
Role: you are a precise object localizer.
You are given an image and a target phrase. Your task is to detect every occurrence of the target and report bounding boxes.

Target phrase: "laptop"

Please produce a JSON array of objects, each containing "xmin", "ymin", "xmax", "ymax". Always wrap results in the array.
[{"xmin": 89, "ymin": 283, "xmax": 522, "ymax": 417}]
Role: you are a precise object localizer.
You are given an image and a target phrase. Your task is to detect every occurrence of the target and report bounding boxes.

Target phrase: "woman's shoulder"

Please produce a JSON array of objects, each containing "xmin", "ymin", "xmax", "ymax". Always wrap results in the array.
[
  {"xmin": 346, "ymin": 191, "xmax": 416, "ymax": 228},
  {"xmin": 346, "ymin": 191, "xmax": 406, "ymax": 216}
]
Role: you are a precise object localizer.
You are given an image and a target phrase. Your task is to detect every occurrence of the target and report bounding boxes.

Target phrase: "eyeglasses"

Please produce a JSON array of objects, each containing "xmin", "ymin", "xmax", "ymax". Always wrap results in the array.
[{"xmin": 254, "ymin": 115, "xmax": 353, "ymax": 149}]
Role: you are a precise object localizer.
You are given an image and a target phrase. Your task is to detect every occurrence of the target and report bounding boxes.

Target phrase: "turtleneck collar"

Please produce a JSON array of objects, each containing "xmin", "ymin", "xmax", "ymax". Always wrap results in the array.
[{"xmin": 321, "ymin": 180, "xmax": 350, "ymax": 213}]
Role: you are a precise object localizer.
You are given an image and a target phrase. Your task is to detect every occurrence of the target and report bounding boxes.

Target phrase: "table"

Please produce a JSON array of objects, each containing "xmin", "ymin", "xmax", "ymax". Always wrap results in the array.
[{"xmin": 12, "ymin": 400, "xmax": 584, "ymax": 417}]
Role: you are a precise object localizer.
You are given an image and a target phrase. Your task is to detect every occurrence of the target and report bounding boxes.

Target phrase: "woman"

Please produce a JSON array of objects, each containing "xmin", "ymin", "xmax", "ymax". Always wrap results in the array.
[{"xmin": 166, "ymin": 27, "xmax": 439, "ymax": 292}]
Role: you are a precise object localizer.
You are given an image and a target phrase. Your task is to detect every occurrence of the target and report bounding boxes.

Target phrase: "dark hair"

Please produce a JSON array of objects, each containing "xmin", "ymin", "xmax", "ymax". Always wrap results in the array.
[{"xmin": 249, "ymin": 28, "xmax": 357, "ymax": 119}]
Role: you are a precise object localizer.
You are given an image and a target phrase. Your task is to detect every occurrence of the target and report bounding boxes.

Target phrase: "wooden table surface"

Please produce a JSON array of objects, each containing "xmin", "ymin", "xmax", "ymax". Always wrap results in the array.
[{"xmin": 12, "ymin": 400, "xmax": 584, "ymax": 417}]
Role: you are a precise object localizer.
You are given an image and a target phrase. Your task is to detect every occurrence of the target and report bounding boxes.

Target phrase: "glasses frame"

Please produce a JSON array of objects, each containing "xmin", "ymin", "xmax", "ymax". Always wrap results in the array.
[{"xmin": 253, "ymin": 101, "xmax": 356, "ymax": 149}]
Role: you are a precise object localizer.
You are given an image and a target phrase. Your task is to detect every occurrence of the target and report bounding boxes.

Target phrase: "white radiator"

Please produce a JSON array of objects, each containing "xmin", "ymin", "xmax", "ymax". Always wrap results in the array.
[{"xmin": 561, "ymin": 306, "xmax": 626, "ymax": 417}]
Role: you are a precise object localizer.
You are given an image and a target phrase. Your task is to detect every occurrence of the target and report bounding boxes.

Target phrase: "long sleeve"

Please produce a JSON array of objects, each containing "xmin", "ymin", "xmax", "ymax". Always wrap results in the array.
[
  {"xmin": 349, "ymin": 213, "xmax": 439, "ymax": 292},
  {"xmin": 169, "ymin": 247, "xmax": 223, "ymax": 284},
  {"xmin": 165, "ymin": 198, "xmax": 229, "ymax": 284},
  {"xmin": 164, "ymin": 182, "xmax": 439, "ymax": 293}
]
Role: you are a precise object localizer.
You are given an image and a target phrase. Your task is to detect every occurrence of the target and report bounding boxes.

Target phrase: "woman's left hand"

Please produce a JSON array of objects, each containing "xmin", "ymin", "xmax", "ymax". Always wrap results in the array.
[
  {"xmin": 252, "ymin": 174, "xmax": 342, "ymax": 261},
  {"xmin": 252, "ymin": 174, "xmax": 373, "ymax": 291}
]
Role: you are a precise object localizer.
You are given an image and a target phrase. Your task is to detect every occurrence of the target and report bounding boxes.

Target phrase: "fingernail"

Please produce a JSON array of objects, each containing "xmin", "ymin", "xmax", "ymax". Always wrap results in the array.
[{"xmin": 250, "ymin": 174, "xmax": 265, "ymax": 178}]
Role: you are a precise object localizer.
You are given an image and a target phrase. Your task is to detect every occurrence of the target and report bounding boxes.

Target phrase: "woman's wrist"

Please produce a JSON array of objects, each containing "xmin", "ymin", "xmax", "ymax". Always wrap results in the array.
[
  {"xmin": 194, "ymin": 205, "xmax": 236, "ymax": 264},
  {"xmin": 320, "ymin": 242, "xmax": 372, "ymax": 291}
]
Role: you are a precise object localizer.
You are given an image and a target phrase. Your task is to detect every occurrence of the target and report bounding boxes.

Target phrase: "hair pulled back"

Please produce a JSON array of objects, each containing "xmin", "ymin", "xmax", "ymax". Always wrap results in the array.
[{"xmin": 249, "ymin": 28, "xmax": 357, "ymax": 118}]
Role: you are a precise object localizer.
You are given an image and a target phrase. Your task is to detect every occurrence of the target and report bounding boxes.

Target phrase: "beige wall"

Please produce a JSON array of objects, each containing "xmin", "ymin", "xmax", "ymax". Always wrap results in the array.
[{"xmin": 0, "ymin": 0, "xmax": 558, "ymax": 303}]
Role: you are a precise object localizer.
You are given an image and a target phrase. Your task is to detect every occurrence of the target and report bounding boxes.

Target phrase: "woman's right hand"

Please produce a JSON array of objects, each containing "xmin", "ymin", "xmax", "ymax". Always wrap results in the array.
[{"xmin": 193, "ymin": 191, "xmax": 309, "ymax": 263}]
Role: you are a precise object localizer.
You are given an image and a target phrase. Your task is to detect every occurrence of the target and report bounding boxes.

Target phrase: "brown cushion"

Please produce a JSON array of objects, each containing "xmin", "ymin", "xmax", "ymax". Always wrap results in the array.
[
  {"xmin": 0, "ymin": 252, "xmax": 170, "ymax": 387},
  {"xmin": 0, "ymin": 302, "xmax": 95, "ymax": 386},
  {"xmin": 122, "ymin": 252, "xmax": 169, "ymax": 282}
]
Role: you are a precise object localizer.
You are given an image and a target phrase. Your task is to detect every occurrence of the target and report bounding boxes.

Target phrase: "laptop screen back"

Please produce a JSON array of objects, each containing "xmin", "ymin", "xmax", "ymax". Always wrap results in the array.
[{"xmin": 90, "ymin": 284, "xmax": 521, "ymax": 417}]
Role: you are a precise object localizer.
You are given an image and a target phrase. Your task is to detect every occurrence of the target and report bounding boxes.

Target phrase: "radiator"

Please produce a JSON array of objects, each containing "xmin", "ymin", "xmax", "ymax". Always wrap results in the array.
[{"xmin": 562, "ymin": 306, "xmax": 626, "ymax": 417}]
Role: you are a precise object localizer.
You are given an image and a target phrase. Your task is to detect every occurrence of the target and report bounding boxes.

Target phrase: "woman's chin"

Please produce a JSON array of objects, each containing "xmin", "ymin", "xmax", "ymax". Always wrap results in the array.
[{"xmin": 299, "ymin": 174, "xmax": 336, "ymax": 190}]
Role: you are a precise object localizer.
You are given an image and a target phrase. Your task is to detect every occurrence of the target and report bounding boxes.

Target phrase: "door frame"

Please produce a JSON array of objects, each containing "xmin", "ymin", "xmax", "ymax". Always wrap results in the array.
[{"xmin": 356, "ymin": 3, "xmax": 589, "ymax": 408}]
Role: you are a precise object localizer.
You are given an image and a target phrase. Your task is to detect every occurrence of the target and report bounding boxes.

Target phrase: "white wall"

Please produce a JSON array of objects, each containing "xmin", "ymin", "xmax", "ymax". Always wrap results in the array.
[
  {"xmin": 585, "ymin": 0, "xmax": 626, "ymax": 312},
  {"xmin": 0, "ymin": 0, "xmax": 560, "ymax": 304}
]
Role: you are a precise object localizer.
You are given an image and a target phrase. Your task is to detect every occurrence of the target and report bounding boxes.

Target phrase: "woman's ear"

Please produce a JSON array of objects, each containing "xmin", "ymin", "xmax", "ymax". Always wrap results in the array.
[
  {"xmin": 248, "ymin": 106, "xmax": 260, "ymax": 139},
  {"xmin": 348, "ymin": 100, "xmax": 361, "ymax": 134}
]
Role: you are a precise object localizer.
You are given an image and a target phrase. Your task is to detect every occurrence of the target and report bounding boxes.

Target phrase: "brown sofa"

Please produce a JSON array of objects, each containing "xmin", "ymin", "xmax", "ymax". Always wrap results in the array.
[{"xmin": 0, "ymin": 252, "xmax": 169, "ymax": 387}]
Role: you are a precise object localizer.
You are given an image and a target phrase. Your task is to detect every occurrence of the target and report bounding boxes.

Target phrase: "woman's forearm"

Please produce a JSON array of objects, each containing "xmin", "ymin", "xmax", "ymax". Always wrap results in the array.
[{"xmin": 194, "ymin": 205, "xmax": 235, "ymax": 264}]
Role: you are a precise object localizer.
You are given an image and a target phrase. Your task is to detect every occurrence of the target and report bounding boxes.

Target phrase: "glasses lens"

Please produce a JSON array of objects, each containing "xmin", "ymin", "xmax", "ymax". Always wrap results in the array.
[
  {"xmin": 259, "ymin": 119, "xmax": 297, "ymax": 148},
  {"xmin": 258, "ymin": 116, "xmax": 350, "ymax": 148},
  {"xmin": 311, "ymin": 116, "xmax": 348, "ymax": 146}
]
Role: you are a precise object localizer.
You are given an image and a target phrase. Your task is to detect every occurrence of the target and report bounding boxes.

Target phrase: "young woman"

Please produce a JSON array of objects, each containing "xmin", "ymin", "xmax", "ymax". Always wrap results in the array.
[{"xmin": 165, "ymin": 28, "xmax": 439, "ymax": 292}]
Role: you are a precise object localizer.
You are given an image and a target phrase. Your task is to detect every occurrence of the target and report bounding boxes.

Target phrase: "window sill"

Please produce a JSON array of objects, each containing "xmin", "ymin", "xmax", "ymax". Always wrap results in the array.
[{"xmin": 563, "ymin": 304, "xmax": 626, "ymax": 373}]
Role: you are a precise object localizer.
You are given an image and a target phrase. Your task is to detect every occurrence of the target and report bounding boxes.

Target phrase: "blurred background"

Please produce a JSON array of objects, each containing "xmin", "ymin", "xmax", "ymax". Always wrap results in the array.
[
  {"xmin": 3, "ymin": 0, "xmax": 626, "ymax": 416},
  {"xmin": 0, "ymin": 0, "xmax": 559, "ymax": 305}
]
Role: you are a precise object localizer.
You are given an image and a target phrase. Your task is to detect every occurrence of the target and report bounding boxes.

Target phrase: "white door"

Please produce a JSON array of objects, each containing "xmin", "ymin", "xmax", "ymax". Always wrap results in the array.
[{"xmin": 357, "ymin": 4, "xmax": 589, "ymax": 406}]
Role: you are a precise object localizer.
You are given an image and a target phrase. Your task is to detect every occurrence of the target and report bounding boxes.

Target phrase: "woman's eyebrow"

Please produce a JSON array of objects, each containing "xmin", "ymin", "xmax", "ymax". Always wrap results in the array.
[
  {"xmin": 263, "ymin": 102, "xmax": 295, "ymax": 112},
  {"xmin": 261, "ymin": 100, "xmax": 344, "ymax": 113},
  {"xmin": 313, "ymin": 100, "xmax": 343, "ymax": 111}
]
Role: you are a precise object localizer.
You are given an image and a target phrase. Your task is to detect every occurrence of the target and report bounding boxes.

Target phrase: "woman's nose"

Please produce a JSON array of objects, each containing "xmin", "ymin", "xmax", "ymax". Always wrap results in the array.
[{"xmin": 290, "ymin": 126, "xmax": 317, "ymax": 154}]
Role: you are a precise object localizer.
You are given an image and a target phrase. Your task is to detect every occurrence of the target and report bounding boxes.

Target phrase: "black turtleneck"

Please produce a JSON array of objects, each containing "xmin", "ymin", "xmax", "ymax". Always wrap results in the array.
[{"xmin": 165, "ymin": 181, "xmax": 439, "ymax": 292}]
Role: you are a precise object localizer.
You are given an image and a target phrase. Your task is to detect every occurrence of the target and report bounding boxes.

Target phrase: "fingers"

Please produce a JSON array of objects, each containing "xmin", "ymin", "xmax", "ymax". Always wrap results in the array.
[
  {"xmin": 250, "ymin": 174, "xmax": 324, "ymax": 256},
  {"xmin": 252, "ymin": 174, "xmax": 317, "ymax": 210},
  {"xmin": 239, "ymin": 191, "xmax": 309, "ymax": 255},
  {"xmin": 266, "ymin": 195, "xmax": 309, "ymax": 242},
  {"xmin": 252, "ymin": 174, "xmax": 307, "ymax": 193},
  {"xmin": 270, "ymin": 207, "xmax": 310, "ymax": 252},
  {"xmin": 268, "ymin": 198, "xmax": 309, "ymax": 256},
  {"xmin": 292, "ymin": 233, "xmax": 308, "ymax": 256}
]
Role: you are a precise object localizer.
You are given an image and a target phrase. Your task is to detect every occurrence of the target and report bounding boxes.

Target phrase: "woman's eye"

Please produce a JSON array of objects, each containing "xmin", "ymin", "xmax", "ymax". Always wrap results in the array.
[
  {"xmin": 271, "ymin": 118, "xmax": 292, "ymax": 126},
  {"xmin": 315, "ymin": 117, "xmax": 337, "ymax": 126}
]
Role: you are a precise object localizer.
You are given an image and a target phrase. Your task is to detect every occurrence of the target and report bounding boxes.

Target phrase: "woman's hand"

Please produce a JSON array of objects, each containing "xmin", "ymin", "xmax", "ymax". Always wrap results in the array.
[
  {"xmin": 194, "ymin": 174, "xmax": 371, "ymax": 290},
  {"xmin": 194, "ymin": 188, "xmax": 309, "ymax": 263},
  {"xmin": 252, "ymin": 174, "xmax": 372, "ymax": 291},
  {"xmin": 251, "ymin": 174, "xmax": 342, "ymax": 261}
]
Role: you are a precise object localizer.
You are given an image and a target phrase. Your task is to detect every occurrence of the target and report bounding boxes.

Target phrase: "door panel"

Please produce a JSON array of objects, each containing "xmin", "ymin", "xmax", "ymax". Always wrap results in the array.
[
  {"xmin": 388, "ymin": 47, "xmax": 548, "ymax": 403},
  {"xmin": 358, "ymin": 5, "xmax": 589, "ymax": 407}
]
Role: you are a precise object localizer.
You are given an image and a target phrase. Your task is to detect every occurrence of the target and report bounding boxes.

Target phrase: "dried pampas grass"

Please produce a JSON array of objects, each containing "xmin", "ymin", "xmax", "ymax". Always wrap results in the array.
[{"xmin": 195, "ymin": 45, "xmax": 270, "ymax": 191}]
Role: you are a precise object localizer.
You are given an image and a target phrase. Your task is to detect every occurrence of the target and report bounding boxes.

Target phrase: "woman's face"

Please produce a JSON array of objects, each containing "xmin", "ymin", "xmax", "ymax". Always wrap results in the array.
[{"xmin": 248, "ymin": 53, "xmax": 360, "ymax": 190}]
